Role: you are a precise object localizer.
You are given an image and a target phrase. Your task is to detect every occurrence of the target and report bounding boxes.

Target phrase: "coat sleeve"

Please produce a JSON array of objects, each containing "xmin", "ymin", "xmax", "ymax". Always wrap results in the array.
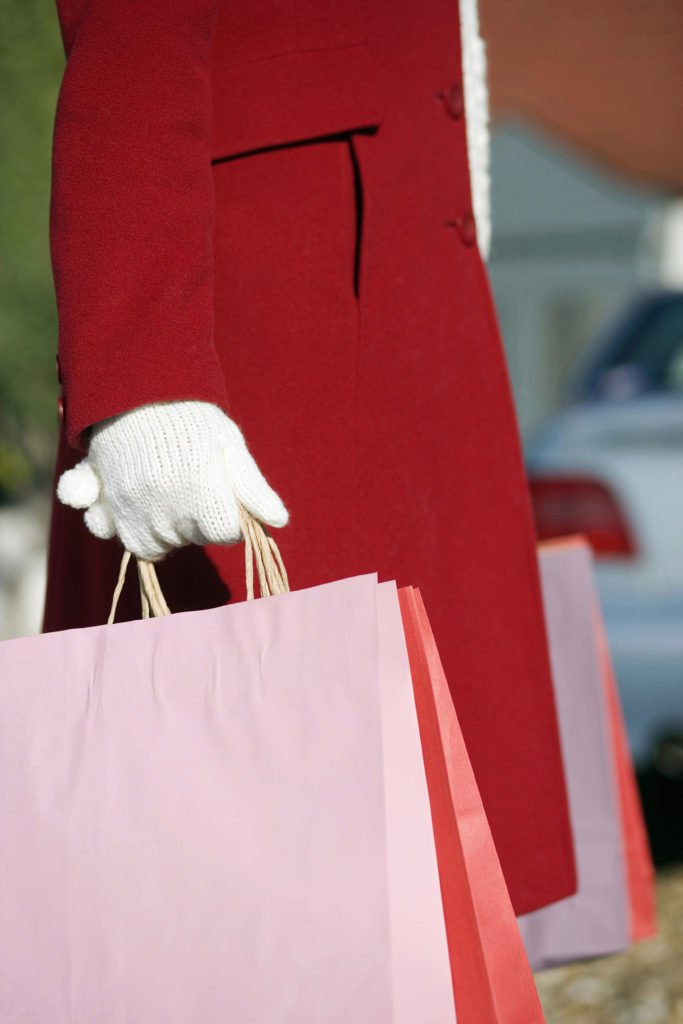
[{"xmin": 50, "ymin": 0, "xmax": 229, "ymax": 451}]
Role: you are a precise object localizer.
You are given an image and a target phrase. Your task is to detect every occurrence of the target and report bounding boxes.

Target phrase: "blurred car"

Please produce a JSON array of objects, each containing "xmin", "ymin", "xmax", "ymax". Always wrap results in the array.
[{"xmin": 525, "ymin": 289, "xmax": 683, "ymax": 775}]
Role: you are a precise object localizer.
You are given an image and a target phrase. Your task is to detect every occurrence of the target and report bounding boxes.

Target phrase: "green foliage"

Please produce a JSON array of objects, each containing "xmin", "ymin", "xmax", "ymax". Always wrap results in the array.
[
  {"xmin": 0, "ymin": 438, "xmax": 31, "ymax": 500},
  {"xmin": 0, "ymin": 0, "xmax": 64, "ymax": 496}
]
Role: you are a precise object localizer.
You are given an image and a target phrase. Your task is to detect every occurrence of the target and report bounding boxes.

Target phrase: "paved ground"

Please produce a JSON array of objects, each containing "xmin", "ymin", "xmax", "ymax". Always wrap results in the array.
[{"xmin": 536, "ymin": 865, "xmax": 683, "ymax": 1024}]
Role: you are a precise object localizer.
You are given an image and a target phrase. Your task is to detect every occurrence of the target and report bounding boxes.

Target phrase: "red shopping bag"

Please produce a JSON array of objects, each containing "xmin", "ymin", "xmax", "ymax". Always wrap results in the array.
[
  {"xmin": 594, "ymin": 592, "xmax": 657, "ymax": 942},
  {"xmin": 399, "ymin": 587, "xmax": 545, "ymax": 1024}
]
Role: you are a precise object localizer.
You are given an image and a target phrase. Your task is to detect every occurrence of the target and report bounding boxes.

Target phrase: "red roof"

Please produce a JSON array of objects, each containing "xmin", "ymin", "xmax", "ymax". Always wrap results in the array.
[{"xmin": 480, "ymin": 0, "xmax": 683, "ymax": 192}]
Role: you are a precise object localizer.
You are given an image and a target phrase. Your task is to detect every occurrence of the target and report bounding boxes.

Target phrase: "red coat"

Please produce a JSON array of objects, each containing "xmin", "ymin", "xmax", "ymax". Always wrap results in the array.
[{"xmin": 45, "ymin": 0, "xmax": 576, "ymax": 915}]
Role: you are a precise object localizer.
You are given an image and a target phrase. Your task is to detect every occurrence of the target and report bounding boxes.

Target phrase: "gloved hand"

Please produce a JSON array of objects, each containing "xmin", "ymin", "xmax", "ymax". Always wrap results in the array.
[{"xmin": 57, "ymin": 401, "xmax": 288, "ymax": 561}]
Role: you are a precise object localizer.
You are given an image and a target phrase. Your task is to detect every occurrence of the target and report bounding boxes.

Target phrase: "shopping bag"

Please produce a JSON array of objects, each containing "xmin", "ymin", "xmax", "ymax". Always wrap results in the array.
[
  {"xmin": 593, "ymin": 560, "xmax": 657, "ymax": 943},
  {"xmin": 0, "ymin": 517, "xmax": 455, "ymax": 1022},
  {"xmin": 518, "ymin": 537, "xmax": 656, "ymax": 969},
  {"xmin": 375, "ymin": 581, "xmax": 456, "ymax": 1022},
  {"xmin": 399, "ymin": 586, "xmax": 546, "ymax": 1024}
]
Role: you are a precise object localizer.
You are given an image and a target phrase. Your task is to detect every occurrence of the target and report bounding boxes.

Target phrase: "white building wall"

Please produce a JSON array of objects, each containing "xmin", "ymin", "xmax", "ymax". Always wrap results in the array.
[{"xmin": 486, "ymin": 118, "xmax": 671, "ymax": 436}]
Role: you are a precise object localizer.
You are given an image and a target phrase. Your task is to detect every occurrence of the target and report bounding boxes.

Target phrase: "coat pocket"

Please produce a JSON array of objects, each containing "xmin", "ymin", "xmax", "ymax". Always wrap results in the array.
[
  {"xmin": 212, "ymin": 125, "xmax": 380, "ymax": 306},
  {"xmin": 347, "ymin": 127, "xmax": 380, "ymax": 305},
  {"xmin": 211, "ymin": 46, "xmax": 382, "ymax": 163}
]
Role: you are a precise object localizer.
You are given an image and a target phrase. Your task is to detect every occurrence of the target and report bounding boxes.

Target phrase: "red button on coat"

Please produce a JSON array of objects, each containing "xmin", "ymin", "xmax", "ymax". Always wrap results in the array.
[
  {"xmin": 442, "ymin": 82, "xmax": 464, "ymax": 119},
  {"xmin": 450, "ymin": 211, "xmax": 477, "ymax": 247},
  {"xmin": 57, "ymin": 395, "xmax": 64, "ymax": 422}
]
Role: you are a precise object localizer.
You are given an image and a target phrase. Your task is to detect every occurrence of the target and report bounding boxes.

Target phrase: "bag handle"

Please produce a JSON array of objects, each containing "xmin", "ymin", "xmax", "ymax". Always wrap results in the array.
[{"xmin": 108, "ymin": 506, "xmax": 289, "ymax": 625}]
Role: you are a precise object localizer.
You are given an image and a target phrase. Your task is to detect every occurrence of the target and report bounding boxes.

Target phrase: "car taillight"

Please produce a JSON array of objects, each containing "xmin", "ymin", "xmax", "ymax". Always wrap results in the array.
[{"xmin": 528, "ymin": 476, "xmax": 637, "ymax": 557}]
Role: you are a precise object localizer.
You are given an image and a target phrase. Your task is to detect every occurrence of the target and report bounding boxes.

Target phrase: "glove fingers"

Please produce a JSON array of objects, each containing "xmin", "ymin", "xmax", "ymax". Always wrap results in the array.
[
  {"xmin": 195, "ymin": 495, "xmax": 242, "ymax": 546},
  {"xmin": 61, "ymin": 405, "xmax": 289, "ymax": 562},
  {"xmin": 57, "ymin": 459, "xmax": 101, "ymax": 510},
  {"xmin": 116, "ymin": 520, "xmax": 171, "ymax": 564},
  {"xmin": 194, "ymin": 457, "xmax": 242, "ymax": 545},
  {"xmin": 229, "ymin": 447, "xmax": 289, "ymax": 529},
  {"xmin": 84, "ymin": 498, "xmax": 116, "ymax": 540},
  {"xmin": 82, "ymin": 497, "xmax": 165, "ymax": 560}
]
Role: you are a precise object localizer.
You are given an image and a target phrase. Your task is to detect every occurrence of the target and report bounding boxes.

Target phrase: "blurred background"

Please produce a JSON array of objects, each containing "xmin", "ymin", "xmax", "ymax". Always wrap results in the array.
[
  {"xmin": 0, "ymin": 1, "xmax": 62, "ymax": 639},
  {"xmin": 482, "ymin": 0, "xmax": 683, "ymax": 872},
  {"xmin": 1, "ymin": 0, "xmax": 682, "ymax": 1019},
  {"xmin": 482, "ymin": 3, "xmax": 683, "ymax": 1018}
]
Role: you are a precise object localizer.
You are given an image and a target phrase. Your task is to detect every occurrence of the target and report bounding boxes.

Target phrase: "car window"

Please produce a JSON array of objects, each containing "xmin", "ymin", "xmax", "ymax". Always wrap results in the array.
[{"xmin": 594, "ymin": 297, "xmax": 683, "ymax": 398}]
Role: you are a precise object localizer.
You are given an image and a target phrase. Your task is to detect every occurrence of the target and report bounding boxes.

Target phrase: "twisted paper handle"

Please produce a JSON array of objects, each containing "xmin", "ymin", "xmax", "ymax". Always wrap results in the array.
[{"xmin": 108, "ymin": 506, "xmax": 289, "ymax": 624}]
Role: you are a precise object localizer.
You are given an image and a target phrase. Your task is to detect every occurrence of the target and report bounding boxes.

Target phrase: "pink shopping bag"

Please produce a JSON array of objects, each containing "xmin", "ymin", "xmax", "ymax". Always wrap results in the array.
[
  {"xmin": 518, "ymin": 537, "xmax": 655, "ymax": 969},
  {"xmin": 0, "ymin": 533, "xmax": 454, "ymax": 1022}
]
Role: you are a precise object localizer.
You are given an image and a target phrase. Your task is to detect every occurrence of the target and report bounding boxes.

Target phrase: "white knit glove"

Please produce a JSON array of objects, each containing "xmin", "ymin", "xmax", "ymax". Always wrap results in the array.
[{"xmin": 57, "ymin": 401, "xmax": 288, "ymax": 561}]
